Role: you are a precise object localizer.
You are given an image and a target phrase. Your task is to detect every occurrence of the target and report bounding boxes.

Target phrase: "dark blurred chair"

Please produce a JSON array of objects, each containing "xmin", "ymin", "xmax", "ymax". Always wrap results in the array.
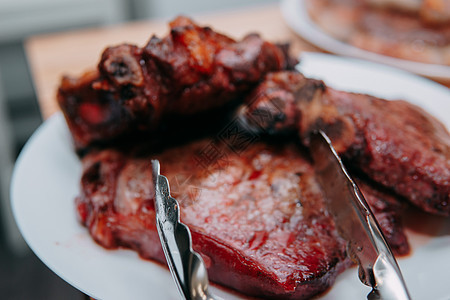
[{"xmin": 0, "ymin": 70, "xmax": 26, "ymax": 254}]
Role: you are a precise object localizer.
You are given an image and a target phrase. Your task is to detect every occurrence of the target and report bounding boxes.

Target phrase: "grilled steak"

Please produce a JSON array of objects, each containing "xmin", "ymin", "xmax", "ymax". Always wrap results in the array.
[
  {"xmin": 57, "ymin": 16, "xmax": 295, "ymax": 150},
  {"xmin": 75, "ymin": 138, "xmax": 409, "ymax": 299},
  {"xmin": 238, "ymin": 71, "xmax": 450, "ymax": 216}
]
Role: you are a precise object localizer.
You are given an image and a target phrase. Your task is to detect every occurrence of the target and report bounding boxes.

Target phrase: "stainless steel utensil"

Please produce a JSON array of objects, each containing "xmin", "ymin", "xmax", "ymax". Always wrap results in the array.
[
  {"xmin": 152, "ymin": 130, "xmax": 412, "ymax": 300},
  {"xmin": 310, "ymin": 130, "xmax": 411, "ymax": 300},
  {"xmin": 152, "ymin": 160, "xmax": 218, "ymax": 300}
]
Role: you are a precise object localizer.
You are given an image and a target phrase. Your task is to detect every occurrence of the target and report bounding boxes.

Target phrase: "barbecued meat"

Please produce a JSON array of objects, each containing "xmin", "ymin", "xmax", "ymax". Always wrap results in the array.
[
  {"xmin": 238, "ymin": 71, "xmax": 450, "ymax": 216},
  {"xmin": 76, "ymin": 138, "xmax": 409, "ymax": 299},
  {"xmin": 57, "ymin": 16, "xmax": 295, "ymax": 150},
  {"xmin": 55, "ymin": 15, "xmax": 445, "ymax": 298}
]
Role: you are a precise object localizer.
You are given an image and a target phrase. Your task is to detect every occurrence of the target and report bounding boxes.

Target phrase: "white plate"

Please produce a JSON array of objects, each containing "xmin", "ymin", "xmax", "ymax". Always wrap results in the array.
[
  {"xmin": 281, "ymin": 0, "xmax": 450, "ymax": 81},
  {"xmin": 11, "ymin": 53, "xmax": 450, "ymax": 300}
]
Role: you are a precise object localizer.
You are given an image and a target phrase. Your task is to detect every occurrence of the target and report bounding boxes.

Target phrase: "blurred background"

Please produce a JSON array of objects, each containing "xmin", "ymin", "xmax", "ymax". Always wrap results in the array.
[{"xmin": 0, "ymin": 0, "xmax": 276, "ymax": 299}]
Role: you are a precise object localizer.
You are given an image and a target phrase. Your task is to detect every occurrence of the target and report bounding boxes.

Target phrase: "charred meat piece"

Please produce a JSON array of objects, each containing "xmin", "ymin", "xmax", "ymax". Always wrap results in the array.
[
  {"xmin": 58, "ymin": 16, "xmax": 295, "ymax": 150},
  {"xmin": 76, "ymin": 139, "xmax": 409, "ymax": 299},
  {"xmin": 238, "ymin": 71, "xmax": 450, "ymax": 216}
]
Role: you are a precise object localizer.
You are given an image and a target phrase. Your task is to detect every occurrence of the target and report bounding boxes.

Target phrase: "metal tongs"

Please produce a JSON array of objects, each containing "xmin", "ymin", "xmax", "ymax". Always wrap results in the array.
[
  {"xmin": 152, "ymin": 129, "xmax": 412, "ymax": 299},
  {"xmin": 310, "ymin": 131, "xmax": 411, "ymax": 300},
  {"xmin": 152, "ymin": 160, "xmax": 218, "ymax": 300}
]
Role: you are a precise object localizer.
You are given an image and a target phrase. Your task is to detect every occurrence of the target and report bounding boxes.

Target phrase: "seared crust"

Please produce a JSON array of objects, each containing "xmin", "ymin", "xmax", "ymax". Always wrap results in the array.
[
  {"xmin": 58, "ymin": 16, "xmax": 295, "ymax": 150},
  {"xmin": 239, "ymin": 71, "xmax": 450, "ymax": 216},
  {"xmin": 76, "ymin": 133, "xmax": 412, "ymax": 298},
  {"xmin": 76, "ymin": 140, "xmax": 349, "ymax": 299}
]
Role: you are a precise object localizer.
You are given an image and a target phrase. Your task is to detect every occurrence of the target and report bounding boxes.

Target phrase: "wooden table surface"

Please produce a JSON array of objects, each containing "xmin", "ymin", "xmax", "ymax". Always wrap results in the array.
[
  {"xmin": 25, "ymin": 4, "xmax": 319, "ymax": 120},
  {"xmin": 25, "ymin": 3, "xmax": 448, "ymax": 120}
]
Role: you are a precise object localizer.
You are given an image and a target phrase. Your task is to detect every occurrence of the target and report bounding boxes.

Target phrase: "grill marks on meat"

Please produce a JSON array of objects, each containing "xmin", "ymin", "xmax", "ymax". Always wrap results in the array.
[
  {"xmin": 58, "ymin": 17, "xmax": 294, "ymax": 150},
  {"xmin": 238, "ymin": 71, "xmax": 450, "ymax": 216},
  {"xmin": 76, "ymin": 139, "xmax": 409, "ymax": 299}
]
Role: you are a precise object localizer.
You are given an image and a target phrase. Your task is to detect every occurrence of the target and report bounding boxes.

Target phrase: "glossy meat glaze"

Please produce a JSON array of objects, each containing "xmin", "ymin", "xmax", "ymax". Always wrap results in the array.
[
  {"xmin": 54, "ymin": 15, "xmax": 450, "ymax": 299},
  {"xmin": 76, "ymin": 139, "xmax": 409, "ymax": 299},
  {"xmin": 57, "ymin": 17, "xmax": 295, "ymax": 150},
  {"xmin": 238, "ymin": 71, "xmax": 450, "ymax": 216}
]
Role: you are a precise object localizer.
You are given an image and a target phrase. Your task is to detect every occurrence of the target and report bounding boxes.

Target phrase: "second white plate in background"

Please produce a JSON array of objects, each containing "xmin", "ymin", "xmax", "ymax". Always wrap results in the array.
[{"xmin": 281, "ymin": 0, "xmax": 450, "ymax": 81}]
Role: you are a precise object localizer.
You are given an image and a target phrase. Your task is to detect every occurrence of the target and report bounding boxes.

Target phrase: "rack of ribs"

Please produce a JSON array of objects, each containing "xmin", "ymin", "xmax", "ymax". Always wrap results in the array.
[
  {"xmin": 238, "ymin": 71, "xmax": 450, "ymax": 216},
  {"xmin": 57, "ymin": 16, "xmax": 295, "ymax": 150}
]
